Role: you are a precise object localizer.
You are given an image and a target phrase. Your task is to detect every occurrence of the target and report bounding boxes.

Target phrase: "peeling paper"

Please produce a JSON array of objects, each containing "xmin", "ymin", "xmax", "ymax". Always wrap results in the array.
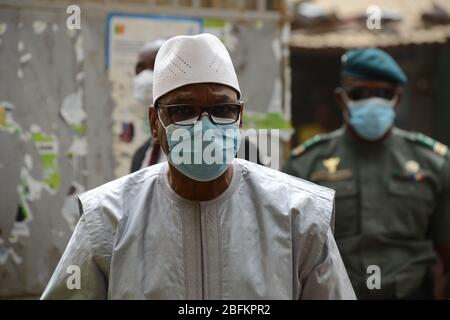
[
  {"xmin": 30, "ymin": 125, "xmax": 61, "ymax": 193},
  {"xmin": 18, "ymin": 40, "xmax": 24, "ymax": 52},
  {"xmin": 20, "ymin": 52, "xmax": 32, "ymax": 64},
  {"xmin": 7, "ymin": 148, "xmax": 52, "ymax": 244},
  {"xmin": 9, "ymin": 174, "xmax": 35, "ymax": 244},
  {"xmin": 60, "ymin": 91, "xmax": 86, "ymax": 127},
  {"xmin": 75, "ymin": 35, "xmax": 84, "ymax": 63},
  {"xmin": 33, "ymin": 21, "xmax": 47, "ymax": 34},
  {"xmin": 62, "ymin": 182, "xmax": 85, "ymax": 230},
  {"xmin": 76, "ymin": 71, "xmax": 84, "ymax": 82},
  {"xmin": 0, "ymin": 23, "xmax": 6, "ymax": 35},
  {"xmin": 67, "ymin": 136, "xmax": 87, "ymax": 157},
  {"xmin": 24, "ymin": 153, "xmax": 33, "ymax": 170},
  {"xmin": 0, "ymin": 101, "xmax": 22, "ymax": 134},
  {"xmin": 21, "ymin": 131, "xmax": 31, "ymax": 142},
  {"xmin": 17, "ymin": 68, "xmax": 23, "ymax": 79},
  {"xmin": 9, "ymin": 222, "xmax": 30, "ymax": 242},
  {"xmin": 0, "ymin": 239, "xmax": 23, "ymax": 265},
  {"xmin": 20, "ymin": 166, "xmax": 44, "ymax": 203}
]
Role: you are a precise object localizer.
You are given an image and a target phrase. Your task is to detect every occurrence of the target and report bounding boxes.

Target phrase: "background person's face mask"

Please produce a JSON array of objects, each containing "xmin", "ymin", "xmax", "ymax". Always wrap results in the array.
[
  {"xmin": 133, "ymin": 70, "xmax": 154, "ymax": 107},
  {"xmin": 347, "ymin": 97, "xmax": 397, "ymax": 141},
  {"xmin": 160, "ymin": 115, "xmax": 241, "ymax": 182}
]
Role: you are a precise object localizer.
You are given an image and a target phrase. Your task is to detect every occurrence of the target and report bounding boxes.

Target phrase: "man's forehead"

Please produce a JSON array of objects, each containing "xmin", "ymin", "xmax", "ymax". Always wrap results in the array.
[{"xmin": 159, "ymin": 83, "xmax": 238, "ymax": 103}]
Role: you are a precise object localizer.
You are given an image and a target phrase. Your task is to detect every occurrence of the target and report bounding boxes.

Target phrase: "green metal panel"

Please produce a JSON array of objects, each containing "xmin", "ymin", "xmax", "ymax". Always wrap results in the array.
[{"xmin": 434, "ymin": 42, "xmax": 450, "ymax": 146}]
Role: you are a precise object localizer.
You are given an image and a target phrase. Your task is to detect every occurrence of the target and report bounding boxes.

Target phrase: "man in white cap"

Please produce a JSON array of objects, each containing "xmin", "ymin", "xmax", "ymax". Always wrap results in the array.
[{"xmin": 41, "ymin": 34, "xmax": 355, "ymax": 300}]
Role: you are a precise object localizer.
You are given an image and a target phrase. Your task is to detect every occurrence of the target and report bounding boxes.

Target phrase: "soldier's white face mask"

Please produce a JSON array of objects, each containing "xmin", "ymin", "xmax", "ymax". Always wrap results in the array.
[{"xmin": 133, "ymin": 70, "xmax": 154, "ymax": 107}]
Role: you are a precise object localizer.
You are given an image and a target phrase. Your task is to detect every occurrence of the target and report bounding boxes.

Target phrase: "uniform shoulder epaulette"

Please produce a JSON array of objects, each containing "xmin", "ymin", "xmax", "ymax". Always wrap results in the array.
[
  {"xmin": 291, "ymin": 132, "xmax": 334, "ymax": 158},
  {"xmin": 401, "ymin": 130, "xmax": 448, "ymax": 157}
]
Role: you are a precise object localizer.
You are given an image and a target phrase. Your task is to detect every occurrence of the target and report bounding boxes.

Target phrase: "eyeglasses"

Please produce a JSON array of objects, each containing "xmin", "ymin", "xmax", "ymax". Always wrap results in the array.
[
  {"xmin": 156, "ymin": 102, "xmax": 243, "ymax": 126},
  {"xmin": 345, "ymin": 87, "xmax": 397, "ymax": 101}
]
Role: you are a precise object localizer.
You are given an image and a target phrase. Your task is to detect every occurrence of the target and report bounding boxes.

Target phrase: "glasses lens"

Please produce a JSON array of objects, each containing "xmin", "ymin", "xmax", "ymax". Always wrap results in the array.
[
  {"xmin": 347, "ymin": 87, "xmax": 369, "ymax": 100},
  {"xmin": 164, "ymin": 104, "xmax": 241, "ymax": 125},
  {"xmin": 210, "ymin": 105, "xmax": 240, "ymax": 124},
  {"xmin": 348, "ymin": 87, "xmax": 395, "ymax": 101},
  {"xmin": 168, "ymin": 105, "xmax": 199, "ymax": 125},
  {"xmin": 376, "ymin": 88, "xmax": 395, "ymax": 100}
]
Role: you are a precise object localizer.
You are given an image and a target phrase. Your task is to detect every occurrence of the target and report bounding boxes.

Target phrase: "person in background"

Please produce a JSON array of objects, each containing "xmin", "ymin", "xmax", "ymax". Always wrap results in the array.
[
  {"xmin": 131, "ymin": 39, "xmax": 166, "ymax": 172},
  {"xmin": 41, "ymin": 33, "xmax": 355, "ymax": 300},
  {"xmin": 283, "ymin": 48, "xmax": 450, "ymax": 299}
]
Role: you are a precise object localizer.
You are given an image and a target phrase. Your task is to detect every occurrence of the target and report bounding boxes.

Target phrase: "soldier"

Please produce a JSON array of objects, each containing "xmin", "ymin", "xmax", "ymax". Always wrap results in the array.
[{"xmin": 283, "ymin": 48, "xmax": 450, "ymax": 299}]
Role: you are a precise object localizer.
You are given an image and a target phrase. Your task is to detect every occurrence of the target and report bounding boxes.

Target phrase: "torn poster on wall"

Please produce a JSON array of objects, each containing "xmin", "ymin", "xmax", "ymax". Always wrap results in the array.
[
  {"xmin": 0, "ymin": 101, "xmax": 22, "ymax": 135},
  {"xmin": 30, "ymin": 125, "xmax": 61, "ymax": 193},
  {"xmin": 60, "ymin": 34, "xmax": 88, "ymax": 163},
  {"xmin": 60, "ymin": 90, "xmax": 87, "ymax": 134},
  {"xmin": 0, "ymin": 238, "xmax": 22, "ymax": 265}
]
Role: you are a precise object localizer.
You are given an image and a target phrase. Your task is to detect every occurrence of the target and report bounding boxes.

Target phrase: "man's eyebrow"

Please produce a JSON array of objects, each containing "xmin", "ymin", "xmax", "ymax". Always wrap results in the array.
[
  {"xmin": 210, "ymin": 93, "xmax": 236, "ymax": 102},
  {"xmin": 161, "ymin": 92, "xmax": 195, "ymax": 104},
  {"xmin": 161, "ymin": 92, "xmax": 237, "ymax": 105}
]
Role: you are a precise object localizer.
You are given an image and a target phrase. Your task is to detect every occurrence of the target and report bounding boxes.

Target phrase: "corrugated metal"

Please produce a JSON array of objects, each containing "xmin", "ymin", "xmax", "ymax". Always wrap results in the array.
[{"xmin": 290, "ymin": 0, "xmax": 450, "ymax": 49}]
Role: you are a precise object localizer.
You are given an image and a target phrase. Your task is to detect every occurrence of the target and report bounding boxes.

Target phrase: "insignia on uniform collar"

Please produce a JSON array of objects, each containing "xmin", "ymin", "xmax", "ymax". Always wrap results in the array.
[
  {"xmin": 434, "ymin": 142, "xmax": 448, "ymax": 157},
  {"xmin": 291, "ymin": 144, "xmax": 305, "ymax": 157},
  {"xmin": 412, "ymin": 133, "xmax": 449, "ymax": 157},
  {"xmin": 323, "ymin": 157, "xmax": 340, "ymax": 174},
  {"xmin": 290, "ymin": 135, "xmax": 324, "ymax": 158}
]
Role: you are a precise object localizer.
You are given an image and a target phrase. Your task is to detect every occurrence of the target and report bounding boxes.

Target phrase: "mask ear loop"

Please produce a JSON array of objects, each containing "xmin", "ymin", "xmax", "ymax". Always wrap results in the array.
[
  {"xmin": 156, "ymin": 107, "xmax": 170, "ymax": 131},
  {"xmin": 342, "ymin": 91, "xmax": 353, "ymax": 124},
  {"xmin": 389, "ymin": 95, "xmax": 398, "ymax": 108},
  {"xmin": 156, "ymin": 107, "xmax": 176, "ymax": 153}
]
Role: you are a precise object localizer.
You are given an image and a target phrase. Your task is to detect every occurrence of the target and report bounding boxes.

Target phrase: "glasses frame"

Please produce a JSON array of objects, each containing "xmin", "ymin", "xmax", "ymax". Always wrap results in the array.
[
  {"xmin": 344, "ymin": 86, "xmax": 397, "ymax": 101},
  {"xmin": 156, "ymin": 101, "xmax": 243, "ymax": 126}
]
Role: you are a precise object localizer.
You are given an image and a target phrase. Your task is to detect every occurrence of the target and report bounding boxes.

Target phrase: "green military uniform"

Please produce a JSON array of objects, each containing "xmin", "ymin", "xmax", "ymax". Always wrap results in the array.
[{"xmin": 283, "ymin": 126, "xmax": 450, "ymax": 299}]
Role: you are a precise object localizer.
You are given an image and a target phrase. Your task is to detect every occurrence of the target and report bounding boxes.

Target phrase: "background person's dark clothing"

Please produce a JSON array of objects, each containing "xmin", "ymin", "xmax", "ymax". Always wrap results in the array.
[{"xmin": 283, "ymin": 126, "xmax": 450, "ymax": 299}]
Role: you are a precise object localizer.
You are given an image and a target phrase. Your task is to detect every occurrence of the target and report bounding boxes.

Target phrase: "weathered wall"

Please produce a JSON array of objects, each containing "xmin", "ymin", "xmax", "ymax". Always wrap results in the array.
[{"xmin": 0, "ymin": 7, "xmax": 114, "ymax": 298}]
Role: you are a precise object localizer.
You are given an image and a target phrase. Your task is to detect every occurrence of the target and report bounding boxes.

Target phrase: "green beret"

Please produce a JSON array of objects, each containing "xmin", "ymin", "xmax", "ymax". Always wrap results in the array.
[{"xmin": 342, "ymin": 48, "xmax": 407, "ymax": 85}]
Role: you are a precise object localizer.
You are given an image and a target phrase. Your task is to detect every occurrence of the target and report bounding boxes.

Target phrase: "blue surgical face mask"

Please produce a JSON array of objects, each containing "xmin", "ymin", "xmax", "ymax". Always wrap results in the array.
[
  {"xmin": 347, "ymin": 97, "xmax": 396, "ymax": 141},
  {"xmin": 161, "ymin": 115, "xmax": 241, "ymax": 182}
]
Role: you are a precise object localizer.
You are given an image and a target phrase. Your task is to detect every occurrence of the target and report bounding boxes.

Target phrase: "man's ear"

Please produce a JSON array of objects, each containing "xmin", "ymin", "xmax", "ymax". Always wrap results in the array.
[
  {"xmin": 239, "ymin": 103, "xmax": 244, "ymax": 129},
  {"xmin": 334, "ymin": 87, "xmax": 346, "ymax": 111},
  {"xmin": 149, "ymin": 106, "xmax": 159, "ymax": 143},
  {"xmin": 394, "ymin": 87, "xmax": 403, "ymax": 109},
  {"xmin": 334, "ymin": 87, "xmax": 350, "ymax": 122}
]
